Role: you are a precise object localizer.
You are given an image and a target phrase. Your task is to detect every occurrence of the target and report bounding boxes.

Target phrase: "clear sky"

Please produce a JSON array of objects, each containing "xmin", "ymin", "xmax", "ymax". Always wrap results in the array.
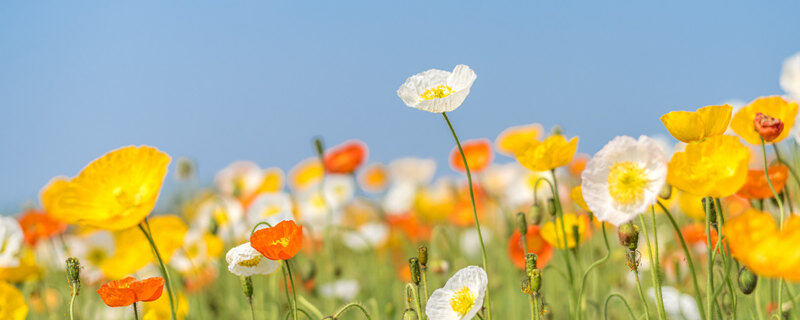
[{"xmin": 2, "ymin": 1, "xmax": 799, "ymax": 211}]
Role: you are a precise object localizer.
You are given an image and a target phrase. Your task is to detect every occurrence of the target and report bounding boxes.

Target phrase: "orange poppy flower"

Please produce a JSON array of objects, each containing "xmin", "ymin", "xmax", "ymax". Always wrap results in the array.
[
  {"xmin": 568, "ymin": 154, "xmax": 589, "ymax": 178},
  {"xmin": 386, "ymin": 213, "xmax": 432, "ymax": 242},
  {"xmin": 680, "ymin": 223, "xmax": 720, "ymax": 249},
  {"xmin": 17, "ymin": 209, "xmax": 66, "ymax": 246},
  {"xmin": 97, "ymin": 277, "xmax": 164, "ymax": 307},
  {"xmin": 449, "ymin": 139, "xmax": 493, "ymax": 173},
  {"xmin": 323, "ymin": 140, "xmax": 368, "ymax": 174},
  {"xmin": 508, "ymin": 225, "xmax": 554, "ymax": 269},
  {"xmin": 449, "ymin": 183, "xmax": 487, "ymax": 227},
  {"xmin": 250, "ymin": 220, "xmax": 303, "ymax": 260},
  {"xmin": 737, "ymin": 164, "xmax": 789, "ymax": 199}
]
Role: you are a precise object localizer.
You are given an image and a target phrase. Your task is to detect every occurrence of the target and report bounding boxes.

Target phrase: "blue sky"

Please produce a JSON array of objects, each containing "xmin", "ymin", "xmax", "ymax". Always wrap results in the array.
[{"xmin": 1, "ymin": 1, "xmax": 799, "ymax": 211}]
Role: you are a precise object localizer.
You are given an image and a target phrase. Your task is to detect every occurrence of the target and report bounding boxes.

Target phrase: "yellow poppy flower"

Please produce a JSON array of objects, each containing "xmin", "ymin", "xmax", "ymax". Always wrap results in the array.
[
  {"xmin": 0, "ymin": 250, "xmax": 39, "ymax": 283},
  {"xmin": 660, "ymin": 105, "xmax": 732, "ymax": 143},
  {"xmin": 143, "ymin": 292, "xmax": 189, "ymax": 320},
  {"xmin": 495, "ymin": 123, "xmax": 543, "ymax": 156},
  {"xmin": 101, "ymin": 215, "xmax": 187, "ymax": 279},
  {"xmin": 730, "ymin": 96, "xmax": 799, "ymax": 144},
  {"xmin": 41, "ymin": 146, "xmax": 171, "ymax": 230},
  {"xmin": 515, "ymin": 135, "xmax": 578, "ymax": 172},
  {"xmin": 570, "ymin": 186, "xmax": 590, "ymax": 212},
  {"xmin": 724, "ymin": 209, "xmax": 800, "ymax": 281},
  {"xmin": 540, "ymin": 213, "xmax": 590, "ymax": 249},
  {"xmin": 0, "ymin": 281, "xmax": 27, "ymax": 320},
  {"xmin": 667, "ymin": 135, "xmax": 750, "ymax": 197}
]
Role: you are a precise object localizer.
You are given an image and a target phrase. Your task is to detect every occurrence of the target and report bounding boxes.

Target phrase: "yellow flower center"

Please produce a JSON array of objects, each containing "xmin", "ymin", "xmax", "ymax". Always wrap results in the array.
[
  {"xmin": 449, "ymin": 286, "xmax": 475, "ymax": 316},
  {"xmin": 420, "ymin": 85, "xmax": 454, "ymax": 100},
  {"xmin": 261, "ymin": 206, "xmax": 281, "ymax": 218},
  {"xmin": 87, "ymin": 248, "xmax": 107, "ymax": 266},
  {"xmin": 607, "ymin": 161, "xmax": 649, "ymax": 205},
  {"xmin": 237, "ymin": 255, "xmax": 262, "ymax": 267},
  {"xmin": 272, "ymin": 237, "xmax": 290, "ymax": 247},
  {"xmin": 213, "ymin": 207, "xmax": 229, "ymax": 226}
]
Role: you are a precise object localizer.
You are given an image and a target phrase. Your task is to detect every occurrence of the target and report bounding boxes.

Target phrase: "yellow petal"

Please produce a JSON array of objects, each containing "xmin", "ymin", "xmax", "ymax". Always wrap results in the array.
[
  {"xmin": 667, "ymin": 135, "xmax": 750, "ymax": 197},
  {"xmin": 570, "ymin": 186, "xmax": 590, "ymax": 212},
  {"xmin": 660, "ymin": 111, "xmax": 704, "ymax": 143},
  {"xmin": 696, "ymin": 104, "xmax": 732, "ymax": 138},
  {"xmin": 731, "ymin": 96, "xmax": 799, "ymax": 145}
]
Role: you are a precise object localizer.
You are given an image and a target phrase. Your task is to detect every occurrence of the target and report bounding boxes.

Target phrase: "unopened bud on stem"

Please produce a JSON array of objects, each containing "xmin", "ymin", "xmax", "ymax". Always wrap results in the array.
[
  {"xmin": 754, "ymin": 112, "xmax": 784, "ymax": 142},
  {"xmin": 409, "ymin": 258, "xmax": 421, "ymax": 286},
  {"xmin": 618, "ymin": 223, "xmax": 639, "ymax": 251},
  {"xmin": 516, "ymin": 212, "xmax": 528, "ymax": 236}
]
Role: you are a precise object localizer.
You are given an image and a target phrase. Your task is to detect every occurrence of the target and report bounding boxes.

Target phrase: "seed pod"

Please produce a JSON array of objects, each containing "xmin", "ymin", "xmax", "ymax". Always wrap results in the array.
[
  {"xmin": 402, "ymin": 309, "xmax": 419, "ymax": 320},
  {"xmin": 409, "ymin": 258, "xmax": 421, "ymax": 286},
  {"xmin": 516, "ymin": 212, "xmax": 528, "ymax": 236},
  {"xmin": 417, "ymin": 245, "xmax": 428, "ymax": 269},
  {"xmin": 529, "ymin": 269, "xmax": 542, "ymax": 293},
  {"xmin": 65, "ymin": 257, "xmax": 81, "ymax": 294},
  {"xmin": 617, "ymin": 223, "xmax": 640, "ymax": 251},
  {"xmin": 547, "ymin": 198, "xmax": 557, "ymax": 217},
  {"xmin": 658, "ymin": 184, "xmax": 672, "ymax": 200},
  {"xmin": 240, "ymin": 276, "xmax": 254, "ymax": 301},
  {"xmin": 738, "ymin": 267, "xmax": 758, "ymax": 295},
  {"xmin": 525, "ymin": 253, "xmax": 538, "ymax": 276}
]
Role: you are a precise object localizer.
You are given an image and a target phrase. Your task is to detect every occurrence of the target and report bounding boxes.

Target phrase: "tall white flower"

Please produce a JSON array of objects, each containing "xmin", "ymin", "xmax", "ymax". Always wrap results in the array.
[
  {"xmin": 246, "ymin": 192, "xmax": 294, "ymax": 228},
  {"xmin": 0, "ymin": 217, "xmax": 23, "ymax": 268},
  {"xmin": 319, "ymin": 279, "xmax": 360, "ymax": 301},
  {"xmin": 397, "ymin": 65, "xmax": 477, "ymax": 113},
  {"xmin": 426, "ymin": 266, "xmax": 488, "ymax": 320},
  {"xmin": 215, "ymin": 161, "xmax": 265, "ymax": 199},
  {"xmin": 389, "ymin": 158, "xmax": 437, "ymax": 186},
  {"xmin": 581, "ymin": 136, "xmax": 667, "ymax": 226},
  {"xmin": 65, "ymin": 231, "xmax": 115, "ymax": 283},
  {"xmin": 781, "ymin": 52, "xmax": 800, "ymax": 101},
  {"xmin": 342, "ymin": 223, "xmax": 389, "ymax": 251},
  {"xmin": 225, "ymin": 242, "xmax": 279, "ymax": 277}
]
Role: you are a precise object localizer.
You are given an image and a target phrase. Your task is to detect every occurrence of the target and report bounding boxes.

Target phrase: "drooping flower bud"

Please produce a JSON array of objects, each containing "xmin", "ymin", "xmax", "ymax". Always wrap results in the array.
[
  {"xmin": 66, "ymin": 257, "xmax": 81, "ymax": 294},
  {"xmin": 754, "ymin": 112, "xmax": 784, "ymax": 142},
  {"xmin": 547, "ymin": 198, "xmax": 557, "ymax": 217},
  {"xmin": 617, "ymin": 223, "xmax": 639, "ymax": 251},
  {"xmin": 738, "ymin": 267, "xmax": 758, "ymax": 295},
  {"xmin": 408, "ymin": 258, "xmax": 421, "ymax": 286},
  {"xmin": 240, "ymin": 276, "xmax": 254, "ymax": 302},
  {"xmin": 417, "ymin": 245, "xmax": 428, "ymax": 269},
  {"xmin": 516, "ymin": 212, "xmax": 528, "ymax": 236},
  {"xmin": 529, "ymin": 203, "xmax": 543, "ymax": 225},
  {"xmin": 525, "ymin": 253, "xmax": 538, "ymax": 276}
]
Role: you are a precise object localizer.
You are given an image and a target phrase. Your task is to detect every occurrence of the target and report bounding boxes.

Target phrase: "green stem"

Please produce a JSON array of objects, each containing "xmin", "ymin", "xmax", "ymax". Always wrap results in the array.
[
  {"xmin": 406, "ymin": 283, "xmax": 424, "ymax": 320},
  {"xmin": 296, "ymin": 296, "xmax": 324, "ymax": 319},
  {"xmin": 248, "ymin": 296, "xmax": 256, "ymax": 320},
  {"xmin": 604, "ymin": 293, "xmax": 637, "ymax": 320},
  {"xmin": 576, "ymin": 224, "xmax": 610, "ymax": 320},
  {"xmin": 761, "ymin": 138, "xmax": 786, "ymax": 314},
  {"xmin": 442, "ymin": 112, "xmax": 492, "ymax": 319},
  {"xmin": 420, "ymin": 271, "xmax": 430, "ymax": 305},
  {"xmin": 639, "ymin": 213, "xmax": 667, "ymax": 320},
  {"xmin": 704, "ymin": 198, "xmax": 715, "ymax": 320},
  {"xmin": 280, "ymin": 265, "xmax": 294, "ymax": 318},
  {"xmin": 69, "ymin": 288, "xmax": 77, "ymax": 320},
  {"xmin": 657, "ymin": 200, "xmax": 706, "ymax": 320},
  {"xmin": 133, "ymin": 301, "xmax": 139, "ymax": 320},
  {"xmin": 531, "ymin": 293, "xmax": 540, "ymax": 320},
  {"xmin": 634, "ymin": 271, "xmax": 652, "ymax": 320},
  {"xmin": 333, "ymin": 302, "xmax": 372, "ymax": 319},
  {"xmin": 138, "ymin": 221, "xmax": 177, "ymax": 320},
  {"xmin": 284, "ymin": 261, "xmax": 299, "ymax": 320}
]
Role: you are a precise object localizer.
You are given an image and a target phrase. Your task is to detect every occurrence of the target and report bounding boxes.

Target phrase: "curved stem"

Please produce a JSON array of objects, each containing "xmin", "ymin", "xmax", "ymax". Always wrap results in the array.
[
  {"xmin": 69, "ymin": 288, "xmax": 77, "ymax": 320},
  {"xmin": 576, "ymin": 224, "xmax": 610, "ymax": 320},
  {"xmin": 138, "ymin": 221, "xmax": 177, "ymax": 320},
  {"xmin": 442, "ymin": 112, "xmax": 492, "ymax": 319},
  {"xmin": 657, "ymin": 201, "xmax": 706, "ymax": 320},
  {"xmin": 603, "ymin": 293, "xmax": 637, "ymax": 320},
  {"xmin": 405, "ymin": 283, "xmax": 424, "ymax": 320},
  {"xmin": 296, "ymin": 295, "xmax": 324, "ymax": 319},
  {"xmin": 333, "ymin": 302, "xmax": 372, "ymax": 319}
]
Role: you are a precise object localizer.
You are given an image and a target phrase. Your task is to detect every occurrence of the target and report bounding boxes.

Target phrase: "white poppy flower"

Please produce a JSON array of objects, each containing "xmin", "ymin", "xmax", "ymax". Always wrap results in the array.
[
  {"xmin": 215, "ymin": 161, "xmax": 265, "ymax": 199},
  {"xmin": 342, "ymin": 223, "xmax": 389, "ymax": 251},
  {"xmin": 246, "ymin": 192, "xmax": 295, "ymax": 228},
  {"xmin": 319, "ymin": 279, "xmax": 360, "ymax": 301},
  {"xmin": 389, "ymin": 158, "xmax": 437, "ymax": 186},
  {"xmin": 382, "ymin": 182, "xmax": 418, "ymax": 215},
  {"xmin": 0, "ymin": 217, "xmax": 24, "ymax": 268},
  {"xmin": 322, "ymin": 174, "xmax": 356, "ymax": 209},
  {"xmin": 66, "ymin": 231, "xmax": 115, "ymax": 283},
  {"xmin": 460, "ymin": 227, "xmax": 491, "ymax": 258},
  {"xmin": 581, "ymin": 136, "xmax": 667, "ymax": 226},
  {"xmin": 781, "ymin": 52, "xmax": 800, "ymax": 101},
  {"xmin": 225, "ymin": 242, "xmax": 279, "ymax": 277},
  {"xmin": 647, "ymin": 286, "xmax": 700, "ymax": 320},
  {"xmin": 397, "ymin": 65, "xmax": 477, "ymax": 113},
  {"xmin": 426, "ymin": 266, "xmax": 488, "ymax": 320}
]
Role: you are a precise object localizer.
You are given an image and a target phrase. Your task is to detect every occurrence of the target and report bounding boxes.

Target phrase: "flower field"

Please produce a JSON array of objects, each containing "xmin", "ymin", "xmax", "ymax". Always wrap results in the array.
[{"xmin": 4, "ymin": 54, "xmax": 800, "ymax": 320}]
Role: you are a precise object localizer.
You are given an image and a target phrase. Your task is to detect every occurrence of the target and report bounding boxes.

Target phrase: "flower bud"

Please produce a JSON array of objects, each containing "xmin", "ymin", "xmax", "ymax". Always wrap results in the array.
[
  {"xmin": 525, "ymin": 253, "xmax": 538, "ymax": 275},
  {"xmin": 738, "ymin": 266, "xmax": 758, "ymax": 295},
  {"xmin": 417, "ymin": 245, "xmax": 428, "ymax": 269},
  {"xmin": 617, "ymin": 223, "xmax": 639, "ymax": 251},
  {"xmin": 702, "ymin": 197, "xmax": 717, "ymax": 227},
  {"xmin": 516, "ymin": 212, "xmax": 528, "ymax": 236},
  {"xmin": 65, "ymin": 257, "xmax": 81, "ymax": 294},
  {"xmin": 402, "ymin": 309, "xmax": 419, "ymax": 320},
  {"xmin": 175, "ymin": 157, "xmax": 195, "ymax": 181},
  {"xmin": 658, "ymin": 184, "xmax": 672, "ymax": 200},
  {"xmin": 409, "ymin": 258, "xmax": 421, "ymax": 286},
  {"xmin": 529, "ymin": 204, "xmax": 543, "ymax": 225},
  {"xmin": 547, "ymin": 198, "xmax": 557, "ymax": 217},
  {"xmin": 240, "ymin": 276, "xmax": 254, "ymax": 301},
  {"xmin": 313, "ymin": 136, "xmax": 325, "ymax": 157},
  {"xmin": 754, "ymin": 112, "xmax": 784, "ymax": 142},
  {"xmin": 551, "ymin": 125, "xmax": 564, "ymax": 136},
  {"xmin": 529, "ymin": 268, "xmax": 542, "ymax": 293}
]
